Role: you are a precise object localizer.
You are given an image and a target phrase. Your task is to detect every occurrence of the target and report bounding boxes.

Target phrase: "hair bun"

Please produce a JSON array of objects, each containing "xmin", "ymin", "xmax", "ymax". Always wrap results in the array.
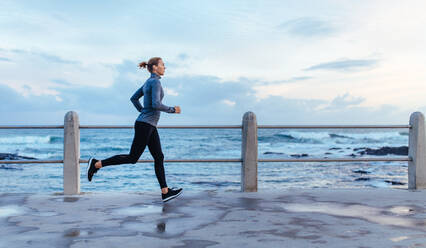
[{"xmin": 138, "ymin": 61, "xmax": 148, "ymax": 69}]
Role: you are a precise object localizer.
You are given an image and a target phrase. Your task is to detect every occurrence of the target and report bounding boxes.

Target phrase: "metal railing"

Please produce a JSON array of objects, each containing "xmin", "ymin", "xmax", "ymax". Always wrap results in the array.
[{"xmin": 1, "ymin": 111, "xmax": 425, "ymax": 194}]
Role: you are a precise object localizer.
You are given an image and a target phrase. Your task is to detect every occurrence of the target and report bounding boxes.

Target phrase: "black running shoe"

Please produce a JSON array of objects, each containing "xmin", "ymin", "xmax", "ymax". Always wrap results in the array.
[
  {"xmin": 162, "ymin": 188, "xmax": 183, "ymax": 202},
  {"xmin": 87, "ymin": 157, "xmax": 99, "ymax": 182}
]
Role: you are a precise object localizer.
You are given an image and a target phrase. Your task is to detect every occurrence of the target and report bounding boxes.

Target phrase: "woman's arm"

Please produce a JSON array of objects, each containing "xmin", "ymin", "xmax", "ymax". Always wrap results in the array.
[
  {"xmin": 152, "ymin": 80, "xmax": 175, "ymax": 113},
  {"xmin": 130, "ymin": 85, "xmax": 144, "ymax": 112}
]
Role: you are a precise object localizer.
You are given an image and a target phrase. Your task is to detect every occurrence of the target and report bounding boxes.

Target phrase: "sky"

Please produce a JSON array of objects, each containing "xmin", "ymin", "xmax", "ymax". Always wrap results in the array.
[{"xmin": 1, "ymin": 0, "xmax": 426, "ymax": 125}]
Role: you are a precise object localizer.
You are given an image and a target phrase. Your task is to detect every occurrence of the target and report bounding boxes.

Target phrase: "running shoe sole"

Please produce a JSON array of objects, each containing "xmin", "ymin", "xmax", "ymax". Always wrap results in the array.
[
  {"xmin": 162, "ymin": 190, "xmax": 183, "ymax": 202},
  {"xmin": 87, "ymin": 157, "xmax": 94, "ymax": 181}
]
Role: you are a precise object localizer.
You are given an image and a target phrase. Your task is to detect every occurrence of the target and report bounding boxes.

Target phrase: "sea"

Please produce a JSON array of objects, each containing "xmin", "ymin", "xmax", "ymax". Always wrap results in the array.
[{"xmin": 0, "ymin": 127, "xmax": 409, "ymax": 193}]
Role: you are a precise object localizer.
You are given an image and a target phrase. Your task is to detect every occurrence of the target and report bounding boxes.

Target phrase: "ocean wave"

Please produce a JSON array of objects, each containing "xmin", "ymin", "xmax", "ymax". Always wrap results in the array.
[
  {"xmin": 258, "ymin": 133, "xmax": 322, "ymax": 144},
  {"xmin": 280, "ymin": 131, "xmax": 406, "ymax": 143},
  {"xmin": 282, "ymin": 131, "xmax": 330, "ymax": 140},
  {"xmin": 339, "ymin": 131, "xmax": 405, "ymax": 141},
  {"xmin": 264, "ymin": 130, "xmax": 403, "ymax": 144},
  {"xmin": 329, "ymin": 133, "xmax": 353, "ymax": 139},
  {"xmin": 190, "ymin": 181, "xmax": 240, "ymax": 187},
  {"xmin": 0, "ymin": 135, "xmax": 51, "ymax": 144},
  {"xmin": 0, "ymin": 135, "xmax": 94, "ymax": 145},
  {"xmin": 95, "ymin": 147, "xmax": 129, "ymax": 153},
  {"xmin": 49, "ymin": 136, "xmax": 63, "ymax": 144}
]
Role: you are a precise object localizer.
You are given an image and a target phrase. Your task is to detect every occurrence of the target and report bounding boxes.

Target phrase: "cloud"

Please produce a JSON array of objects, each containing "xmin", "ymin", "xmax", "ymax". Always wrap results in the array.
[
  {"xmin": 0, "ymin": 59, "xmax": 411, "ymax": 125},
  {"xmin": 177, "ymin": 53, "xmax": 189, "ymax": 60},
  {"xmin": 0, "ymin": 47, "xmax": 116, "ymax": 95},
  {"xmin": 222, "ymin": 99, "xmax": 236, "ymax": 107},
  {"xmin": 277, "ymin": 17, "xmax": 335, "ymax": 37},
  {"xmin": 9, "ymin": 49, "xmax": 79, "ymax": 65},
  {"xmin": 164, "ymin": 87, "xmax": 179, "ymax": 96},
  {"xmin": 0, "ymin": 57, "xmax": 11, "ymax": 62},
  {"xmin": 259, "ymin": 76, "xmax": 313, "ymax": 86},
  {"xmin": 330, "ymin": 93, "xmax": 364, "ymax": 107},
  {"xmin": 305, "ymin": 59, "xmax": 378, "ymax": 72},
  {"xmin": 315, "ymin": 93, "xmax": 365, "ymax": 111},
  {"xmin": 290, "ymin": 76, "xmax": 312, "ymax": 81},
  {"xmin": 51, "ymin": 79, "xmax": 73, "ymax": 86}
]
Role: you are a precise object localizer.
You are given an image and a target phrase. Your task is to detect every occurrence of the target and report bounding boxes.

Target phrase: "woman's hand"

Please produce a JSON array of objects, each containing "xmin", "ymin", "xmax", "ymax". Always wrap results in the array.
[{"xmin": 174, "ymin": 106, "xmax": 181, "ymax": 114}]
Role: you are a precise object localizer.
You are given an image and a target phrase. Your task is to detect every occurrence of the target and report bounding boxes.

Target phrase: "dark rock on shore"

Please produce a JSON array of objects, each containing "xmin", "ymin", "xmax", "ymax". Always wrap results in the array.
[
  {"xmin": 384, "ymin": 180, "xmax": 405, "ymax": 185},
  {"xmin": 290, "ymin": 154, "xmax": 308, "ymax": 158},
  {"xmin": 353, "ymin": 147, "xmax": 368, "ymax": 151},
  {"xmin": 353, "ymin": 170, "xmax": 371, "ymax": 174},
  {"xmin": 0, "ymin": 153, "xmax": 36, "ymax": 160},
  {"xmin": 356, "ymin": 146, "xmax": 408, "ymax": 156},
  {"xmin": 264, "ymin": 152, "xmax": 285, "ymax": 155},
  {"xmin": 0, "ymin": 165, "xmax": 23, "ymax": 170},
  {"xmin": 355, "ymin": 177, "xmax": 370, "ymax": 181}
]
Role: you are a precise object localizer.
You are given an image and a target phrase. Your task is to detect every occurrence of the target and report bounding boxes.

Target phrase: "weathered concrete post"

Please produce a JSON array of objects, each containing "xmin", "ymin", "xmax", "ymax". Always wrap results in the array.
[
  {"xmin": 64, "ymin": 111, "xmax": 80, "ymax": 195},
  {"xmin": 241, "ymin": 111, "xmax": 258, "ymax": 192},
  {"xmin": 408, "ymin": 112, "xmax": 426, "ymax": 189}
]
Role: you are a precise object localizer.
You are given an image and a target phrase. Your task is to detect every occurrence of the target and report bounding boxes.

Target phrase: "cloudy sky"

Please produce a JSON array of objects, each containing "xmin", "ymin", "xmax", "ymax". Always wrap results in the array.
[{"xmin": 1, "ymin": 0, "xmax": 425, "ymax": 125}]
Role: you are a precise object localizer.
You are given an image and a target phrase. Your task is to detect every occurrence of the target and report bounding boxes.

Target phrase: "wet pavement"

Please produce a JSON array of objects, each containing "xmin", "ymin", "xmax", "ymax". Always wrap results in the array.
[{"xmin": 1, "ymin": 189, "xmax": 426, "ymax": 247}]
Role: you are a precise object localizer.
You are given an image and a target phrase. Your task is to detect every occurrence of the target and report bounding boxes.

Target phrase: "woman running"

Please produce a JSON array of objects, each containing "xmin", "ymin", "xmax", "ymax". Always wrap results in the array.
[{"xmin": 87, "ymin": 57, "xmax": 183, "ymax": 202}]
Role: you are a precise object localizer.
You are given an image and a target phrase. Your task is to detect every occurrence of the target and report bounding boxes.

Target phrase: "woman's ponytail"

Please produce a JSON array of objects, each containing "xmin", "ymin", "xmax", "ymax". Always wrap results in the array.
[{"xmin": 139, "ymin": 61, "xmax": 148, "ymax": 69}]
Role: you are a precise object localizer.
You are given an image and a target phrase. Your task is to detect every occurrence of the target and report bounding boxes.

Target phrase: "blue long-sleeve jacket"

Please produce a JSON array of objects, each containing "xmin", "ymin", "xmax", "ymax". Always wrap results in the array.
[{"xmin": 130, "ymin": 73, "xmax": 175, "ymax": 127}]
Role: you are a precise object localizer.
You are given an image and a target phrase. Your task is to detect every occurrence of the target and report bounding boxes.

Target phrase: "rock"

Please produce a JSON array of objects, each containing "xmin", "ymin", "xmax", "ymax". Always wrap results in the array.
[
  {"xmin": 353, "ymin": 147, "xmax": 368, "ymax": 151},
  {"xmin": 0, "ymin": 153, "xmax": 36, "ymax": 160},
  {"xmin": 356, "ymin": 146, "xmax": 408, "ymax": 156},
  {"xmin": 0, "ymin": 165, "xmax": 23, "ymax": 170},
  {"xmin": 353, "ymin": 170, "xmax": 371, "ymax": 174},
  {"xmin": 263, "ymin": 152, "xmax": 284, "ymax": 155},
  {"xmin": 329, "ymin": 134, "xmax": 352, "ymax": 139},
  {"xmin": 355, "ymin": 177, "xmax": 370, "ymax": 181},
  {"xmin": 324, "ymin": 152, "xmax": 332, "ymax": 155},
  {"xmin": 329, "ymin": 147, "xmax": 341, "ymax": 150},
  {"xmin": 384, "ymin": 180, "xmax": 405, "ymax": 185},
  {"xmin": 290, "ymin": 154, "xmax": 308, "ymax": 158}
]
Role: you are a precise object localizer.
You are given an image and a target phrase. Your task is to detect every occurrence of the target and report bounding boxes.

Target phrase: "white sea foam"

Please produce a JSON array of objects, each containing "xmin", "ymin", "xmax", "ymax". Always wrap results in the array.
[
  {"xmin": 281, "ymin": 130, "xmax": 404, "ymax": 142},
  {"xmin": 0, "ymin": 135, "xmax": 51, "ymax": 144}
]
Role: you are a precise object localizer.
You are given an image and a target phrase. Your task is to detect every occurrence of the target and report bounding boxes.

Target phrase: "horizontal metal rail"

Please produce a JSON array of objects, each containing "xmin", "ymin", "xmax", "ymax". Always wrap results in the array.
[
  {"xmin": 0, "ymin": 125, "xmax": 64, "ymax": 129},
  {"xmin": 78, "ymin": 158, "xmax": 243, "ymax": 163},
  {"xmin": 258, "ymin": 157, "xmax": 411, "ymax": 162},
  {"xmin": 258, "ymin": 125, "xmax": 411, "ymax": 129},
  {"xmin": 1, "ymin": 157, "xmax": 411, "ymax": 164},
  {"xmin": 0, "ymin": 125, "xmax": 411, "ymax": 129},
  {"xmin": 0, "ymin": 160, "xmax": 64, "ymax": 164},
  {"xmin": 79, "ymin": 125, "xmax": 242, "ymax": 129}
]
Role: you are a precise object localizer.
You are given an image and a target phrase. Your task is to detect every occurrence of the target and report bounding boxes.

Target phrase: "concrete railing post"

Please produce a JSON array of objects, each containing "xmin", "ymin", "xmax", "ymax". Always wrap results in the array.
[
  {"xmin": 241, "ymin": 111, "xmax": 258, "ymax": 192},
  {"xmin": 64, "ymin": 111, "xmax": 80, "ymax": 195},
  {"xmin": 408, "ymin": 112, "xmax": 426, "ymax": 189}
]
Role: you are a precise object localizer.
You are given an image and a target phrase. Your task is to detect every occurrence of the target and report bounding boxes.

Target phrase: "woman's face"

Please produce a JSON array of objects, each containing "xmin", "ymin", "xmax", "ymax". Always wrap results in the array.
[{"xmin": 153, "ymin": 59, "xmax": 166, "ymax": 76}]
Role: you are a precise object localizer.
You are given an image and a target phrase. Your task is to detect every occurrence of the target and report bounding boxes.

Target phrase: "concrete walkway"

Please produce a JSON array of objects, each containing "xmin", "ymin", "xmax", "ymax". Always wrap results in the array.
[{"xmin": 1, "ymin": 189, "xmax": 426, "ymax": 248}]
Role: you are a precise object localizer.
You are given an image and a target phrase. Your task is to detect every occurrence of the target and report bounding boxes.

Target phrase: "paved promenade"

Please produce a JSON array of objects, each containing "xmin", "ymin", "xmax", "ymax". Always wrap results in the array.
[{"xmin": 1, "ymin": 189, "xmax": 426, "ymax": 247}]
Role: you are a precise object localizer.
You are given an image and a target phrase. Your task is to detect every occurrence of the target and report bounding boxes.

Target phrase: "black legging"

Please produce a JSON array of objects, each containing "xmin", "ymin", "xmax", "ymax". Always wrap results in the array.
[{"xmin": 101, "ymin": 121, "xmax": 167, "ymax": 189}]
